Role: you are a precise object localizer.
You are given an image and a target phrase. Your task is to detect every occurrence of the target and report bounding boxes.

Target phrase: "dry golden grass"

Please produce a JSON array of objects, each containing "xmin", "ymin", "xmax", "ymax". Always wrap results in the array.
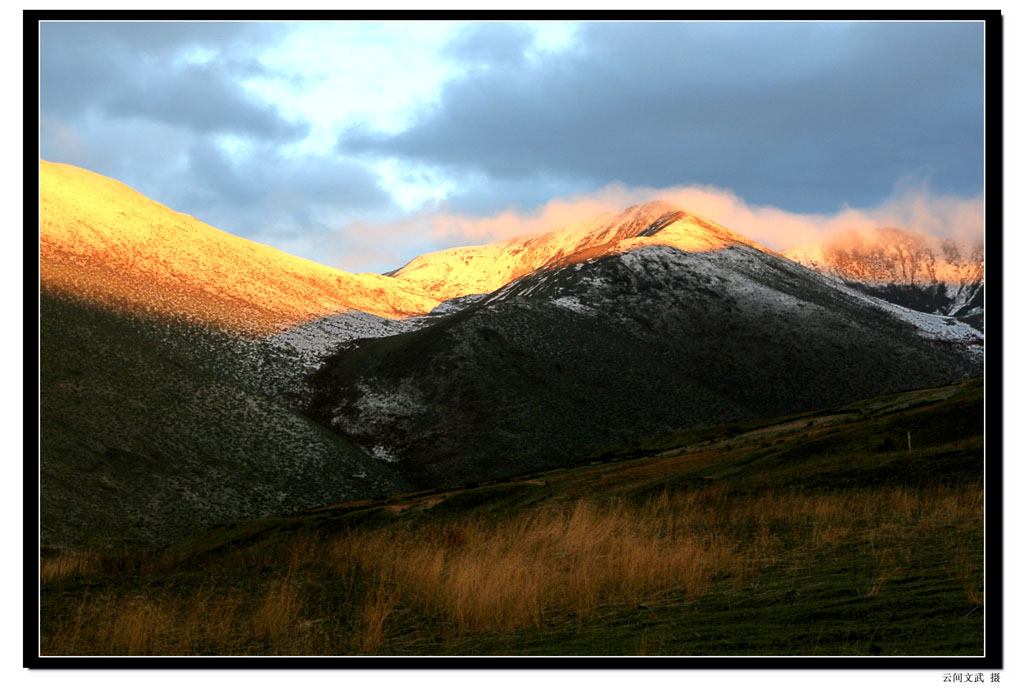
[
  {"xmin": 321, "ymin": 498, "xmax": 756, "ymax": 636},
  {"xmin": 39, "ymin": 550, "xmax": 102, "ymax": 582},
  {"xmin": 40, "ymin": 484, "xmax": 983, "ymax": 656},
  {"xmin": 251, "ymin": 578, "xmax": 303, "ymax": 641},
  {"xmin": 47, "ymin": 593, "xmax": 176, "ymax": 655},
  {"xmin": 354, "ymin": 587, "xmax": 395, "ymax": 655}
]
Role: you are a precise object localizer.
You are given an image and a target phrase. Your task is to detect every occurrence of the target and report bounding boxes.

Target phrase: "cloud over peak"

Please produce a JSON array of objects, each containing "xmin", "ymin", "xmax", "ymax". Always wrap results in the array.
[{"xmin": 340, "ymin": 183, "xmax": 984, "ymax": 274}]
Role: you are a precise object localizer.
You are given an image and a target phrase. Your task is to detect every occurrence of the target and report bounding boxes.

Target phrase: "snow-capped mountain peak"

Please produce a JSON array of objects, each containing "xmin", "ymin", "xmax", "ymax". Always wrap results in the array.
[
  {"xmin": 782, "ymin": 227, "xmax": 984, "ymax": 317},
  {"xmin": 389, "ymin": 200, "xmax": 772, "ymax": 301}
]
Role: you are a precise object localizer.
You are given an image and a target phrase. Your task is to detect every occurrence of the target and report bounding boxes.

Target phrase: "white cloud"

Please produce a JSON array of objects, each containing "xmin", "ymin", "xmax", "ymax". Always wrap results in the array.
[{"xmin": 240, "ymin": 21, "xmax": 467, "ymax": 155}]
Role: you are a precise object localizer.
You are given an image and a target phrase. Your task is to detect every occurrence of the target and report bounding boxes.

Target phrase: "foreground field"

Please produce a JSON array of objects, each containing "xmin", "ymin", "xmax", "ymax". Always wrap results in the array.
[{"xmin": 39, "ymin": 378, "xmax": 985, "ymax": 656}]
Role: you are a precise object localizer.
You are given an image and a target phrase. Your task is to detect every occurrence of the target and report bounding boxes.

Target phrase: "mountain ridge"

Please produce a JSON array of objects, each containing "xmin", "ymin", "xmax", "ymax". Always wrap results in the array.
[
  {"xmin": 782, "ymin": 227, "xmax": 984, "ymax": 317},
  {"xmin": 43, "ymin": 159, "xmax": 980, "ymax": 329},
  {"xmin": 37, "ymin": 161, "xmax": 986, "ymax": 548},
  {"xmin": 40, "ymin": 159, "xmax": 442, "ymax": 335},
  {"xmin": 388, "ymin": 200, "xmax": 775, "ymax": 301}
]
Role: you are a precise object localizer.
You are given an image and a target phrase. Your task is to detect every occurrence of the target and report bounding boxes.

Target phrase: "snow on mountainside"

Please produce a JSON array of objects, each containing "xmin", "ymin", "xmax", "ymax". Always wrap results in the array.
[
  {"xmin": 310, "ymin": 240, "xmax": 983, "ymax": 488},
  {"xmin": 782, "ymin": 227, "xmax": 984, "ymax": 317},
  {"xmin": 489, "ymin": 242, "xmax": 982, "ymax": 356},
  {"xmin": 40, "ymin": 291, "xmax": 412, "ymax": 550},
  {"xmin": 254, "ymin": 309, "xmax": 453, "ymax": 404},
  {"xmin": 40, "ymin": 160, "xmax": 442, "ymax": 335},
  {"xmin": 388, "ymin": 200, "xmax": 774, "ymax": 301}
]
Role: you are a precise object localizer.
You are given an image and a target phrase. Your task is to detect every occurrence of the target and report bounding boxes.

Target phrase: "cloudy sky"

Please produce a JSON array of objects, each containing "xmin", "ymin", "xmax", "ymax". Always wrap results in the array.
[{"xmin": 39, "ymin": 20, "xmax": 986, "ymax": 273}]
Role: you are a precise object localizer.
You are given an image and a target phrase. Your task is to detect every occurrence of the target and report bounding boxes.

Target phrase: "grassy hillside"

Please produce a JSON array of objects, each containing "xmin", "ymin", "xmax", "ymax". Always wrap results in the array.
[
  {"xmin": 40, "ymin": 291, "xmax": 408, "ymax": 551},
  {"xmin": 39, "ymin": 378, "xmax": 985, "ymax": 656}
]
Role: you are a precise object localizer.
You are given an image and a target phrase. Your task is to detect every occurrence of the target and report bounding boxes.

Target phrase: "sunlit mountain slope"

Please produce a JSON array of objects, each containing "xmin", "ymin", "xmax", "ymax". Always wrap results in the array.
[
  {"xmin": 389, "ymin": 200, "xmax": 774, "ymax": 300},
  {"xmin": 783, "ymin": 227, "xmax": 983, "ymax": 284},
  {"xmin": 40, "ymin": 160, "xmax": 441, "ymax": 335}
]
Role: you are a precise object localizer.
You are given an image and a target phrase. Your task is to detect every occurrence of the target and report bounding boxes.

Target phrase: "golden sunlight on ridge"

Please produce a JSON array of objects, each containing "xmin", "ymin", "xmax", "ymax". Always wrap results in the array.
[
  {"xmin": 40, "ymin": 160, "xmax": 442, "ymax": 335},
  {"xmin": 782, "ymin": 227, "xmax": 985, "ymax": 286},
  {"xmin": 40, "ymin": 162, "xmax": 778, "ymax": 334},
  {"xmin": 391, "ymin": 200, "xmax": 774, "ymax": 300}
]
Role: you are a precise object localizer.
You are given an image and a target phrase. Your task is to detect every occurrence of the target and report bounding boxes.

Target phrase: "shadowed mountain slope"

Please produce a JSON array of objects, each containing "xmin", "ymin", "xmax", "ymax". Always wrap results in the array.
[
  {"xmin": 38, "ymin": 160, "xmax": 434, "ymax": 549},
  {"xmin": 41, "ymin": 378, "xmax": 984, "ymax": 657},
  {"xmin": 40, "ymin": 291, "xmax": 410, "ymax": 550},
  {"xmin": 310, "ymin": 237, "xmax": 982, "ymax": 489}
]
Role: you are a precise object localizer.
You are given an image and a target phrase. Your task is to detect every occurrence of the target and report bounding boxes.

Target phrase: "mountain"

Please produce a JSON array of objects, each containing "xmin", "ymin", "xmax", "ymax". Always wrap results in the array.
[
  {"xmin": 38, "ymin": 163, "xmax": 985, "ymax": 549},
  {"xmin": 41, "ymin": 160, "xmax": 440, "ymax": 335},
  {"xmin": 782, "ymin": 227, "xmax": 984, "ymax": 320},
  {"xmin": 39, "ymin": 161, "xmax": 440, "ymax": 550},
  {"xmin": 309, "ymin": 205, "xmax": 982, "ymax": 489},
  {"xmin": 388, "ymin": 200, "xmax": 772, "ymax": 300}
]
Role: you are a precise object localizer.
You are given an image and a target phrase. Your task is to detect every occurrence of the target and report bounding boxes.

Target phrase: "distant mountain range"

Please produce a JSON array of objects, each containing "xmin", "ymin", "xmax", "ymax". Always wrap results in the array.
[
  {"xmin": 783, "ymin": 227, "xmax": 984, "ymax": 321},
  {"xmin": 37, "ymin": 161, "xmax": 985, "ymax": 549}
]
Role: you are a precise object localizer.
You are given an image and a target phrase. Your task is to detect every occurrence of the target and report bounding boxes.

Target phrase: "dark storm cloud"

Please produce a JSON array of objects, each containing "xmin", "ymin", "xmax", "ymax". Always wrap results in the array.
[
  {"xmin": 341, "ymin": 21, "xmax": 983, "ymax": 213},
  {"xmin": 183, "ymin": 143, "xmax": 392, "ymax": 220},
  {"xmin": 40, "ymin": 22, "xmax": 305, "ymax": 141},
  {"xmin": 102, "ymin": 62, "xmax": 306, "ymax": 140}
]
